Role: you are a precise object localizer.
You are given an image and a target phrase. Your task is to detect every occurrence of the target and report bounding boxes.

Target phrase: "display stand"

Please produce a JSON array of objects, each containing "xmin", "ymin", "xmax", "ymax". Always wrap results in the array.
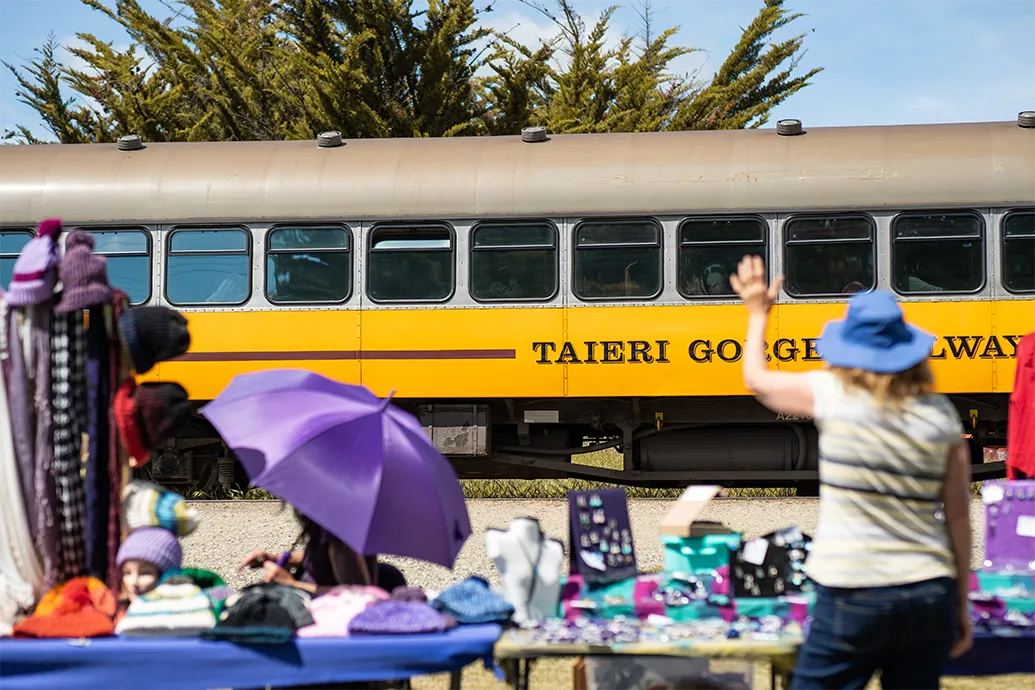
[
  {"xmin": 567, "ymin": 489, "xmax": 637, "ymax": 585},
  {"xmin": 486, "ymin": 518, "xmax": 564, "ymax": 625}
]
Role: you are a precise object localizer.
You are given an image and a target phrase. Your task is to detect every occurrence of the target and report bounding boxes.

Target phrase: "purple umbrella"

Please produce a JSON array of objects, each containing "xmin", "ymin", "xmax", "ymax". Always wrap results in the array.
[{"xmin": 199, "ymin": 369, "xmax": 471, "ymax": 569}]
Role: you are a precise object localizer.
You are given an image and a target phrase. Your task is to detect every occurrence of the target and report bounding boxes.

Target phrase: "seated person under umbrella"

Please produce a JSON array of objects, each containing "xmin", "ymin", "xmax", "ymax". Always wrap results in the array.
[{"xmin": 238, "ymin": 509, "xmax": 407, "ymax": 594}]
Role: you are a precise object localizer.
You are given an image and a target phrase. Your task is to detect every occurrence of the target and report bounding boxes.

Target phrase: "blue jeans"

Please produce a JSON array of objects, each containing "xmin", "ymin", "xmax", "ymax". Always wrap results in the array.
[{"xmin": 790, "ymin": 577, "xmax": 957, "ymax": 690}]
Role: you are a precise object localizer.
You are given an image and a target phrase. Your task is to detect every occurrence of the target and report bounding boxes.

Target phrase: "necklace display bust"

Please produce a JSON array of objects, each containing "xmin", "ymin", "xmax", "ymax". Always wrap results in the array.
[{"xmin": 485, "ymin": 517, "xmax": 564, "ymax": 624}]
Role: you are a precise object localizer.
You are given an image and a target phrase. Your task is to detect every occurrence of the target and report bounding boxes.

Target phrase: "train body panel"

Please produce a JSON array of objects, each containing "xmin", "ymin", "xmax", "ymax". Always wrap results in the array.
[{"xmin": 139, "ymin": 300, "xmax": 1032, "ymax": 400}]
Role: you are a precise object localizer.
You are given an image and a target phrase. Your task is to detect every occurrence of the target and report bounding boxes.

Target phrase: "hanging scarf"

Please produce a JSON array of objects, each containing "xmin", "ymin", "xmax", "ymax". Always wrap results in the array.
[
  {"xmin": 84, "ymin": 307, "xmax": 112, "ymax": 581},
  {"xmin": 51, "ymin": 311, "xmax": 87, "ymax": 582},
  {"xmin": 4, "ymin": 309, "xmax": 36, "ymax": 539},
  {"xmin": 30, "ymin": 303, "xmax": 60, "ymax": 589},
  {"xmin": 0, "ymin": 297, "xmax": 44, "ymax": 626},
  {"xmin": 107, "ymin": 290, "xmax": 130, "ymax": 592}
]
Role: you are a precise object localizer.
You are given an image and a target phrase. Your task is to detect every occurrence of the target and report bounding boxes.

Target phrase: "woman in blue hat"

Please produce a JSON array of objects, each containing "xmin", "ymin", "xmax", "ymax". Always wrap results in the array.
[{"xmin": 730, "ymin": 256, "xmax": 974, "ymax": 690}]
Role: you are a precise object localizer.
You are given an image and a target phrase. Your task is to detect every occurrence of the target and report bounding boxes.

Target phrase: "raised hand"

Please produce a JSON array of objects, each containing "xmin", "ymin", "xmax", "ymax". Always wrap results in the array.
[{"xmin": 730, "ymin": 255, "xmax": 782, "ymax": 315}]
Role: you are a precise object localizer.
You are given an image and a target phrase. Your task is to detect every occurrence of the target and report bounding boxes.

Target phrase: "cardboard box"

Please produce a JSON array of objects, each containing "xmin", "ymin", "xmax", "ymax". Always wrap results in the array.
[{"xmin": 659, "ymin": 485, "xmax": 723, "ymax": 538}]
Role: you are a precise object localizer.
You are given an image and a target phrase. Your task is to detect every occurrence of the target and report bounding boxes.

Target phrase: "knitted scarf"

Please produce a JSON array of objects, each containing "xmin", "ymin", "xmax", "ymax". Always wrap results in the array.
[
  {"xmin": 0, "ymin": 297, "xmax": 44, "ymax": 610},
  {"xmin": 4, "ymin": 309, "xmax": 36, "ymax": 539},
  {"xmin": 51, "ymin": 311, "xmax": 87, "ymax": 582},
  {"xmin": 107, "ymin": 290, "xmax": 130, "ymax": 592},
  {"xmin": 31, "ymin": 303, "xmax": 60, "ymax": 590},
  {"xmin": 84, "ymin": 308, "xmax": 112, "ymax": 581}
]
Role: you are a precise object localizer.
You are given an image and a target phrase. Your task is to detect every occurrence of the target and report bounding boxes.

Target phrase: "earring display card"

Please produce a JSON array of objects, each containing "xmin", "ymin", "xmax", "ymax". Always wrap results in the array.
[
  {"xmin": 981, "ymin": 480, "xmax": 1035, "ymax": 572},
  {"xmin": 568, "ymin": 489, "xmax": 638, "ymax": 585},
  {"xmin": 730, "ymin": 526, "xmax": 813, "ymax": 598}
]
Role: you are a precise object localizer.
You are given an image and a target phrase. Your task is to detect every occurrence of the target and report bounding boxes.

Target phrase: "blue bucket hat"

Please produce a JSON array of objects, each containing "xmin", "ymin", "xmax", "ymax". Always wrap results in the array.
[{"xmin": 816, "ymin": 291, "xmax": 935, "ymax": 374}]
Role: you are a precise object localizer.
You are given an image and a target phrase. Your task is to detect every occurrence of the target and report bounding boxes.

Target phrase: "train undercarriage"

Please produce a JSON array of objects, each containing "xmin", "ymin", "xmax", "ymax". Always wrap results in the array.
[{"xmin": 141, "ymin": 394, "xmax": 1011, "ymax": 496}]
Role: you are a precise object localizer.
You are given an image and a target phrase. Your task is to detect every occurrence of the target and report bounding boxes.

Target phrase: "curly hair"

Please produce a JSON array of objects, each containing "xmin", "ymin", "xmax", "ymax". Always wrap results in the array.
[{"xmin": 829, "ymin": 359, "xmax": 935, "ymax": 404}]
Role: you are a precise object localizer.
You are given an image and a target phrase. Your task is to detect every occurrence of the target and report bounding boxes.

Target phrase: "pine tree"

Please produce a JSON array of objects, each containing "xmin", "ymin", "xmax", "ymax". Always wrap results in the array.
[{"xmin": 3, "ymin": 0, "xmax": 822, "ymax": 143}]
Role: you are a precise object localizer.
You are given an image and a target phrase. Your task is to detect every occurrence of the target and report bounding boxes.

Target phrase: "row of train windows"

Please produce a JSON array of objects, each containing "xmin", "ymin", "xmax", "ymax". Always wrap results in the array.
[{"xmin": 1, "ymin": 211, "xmax": 1033, "ymax": 306}]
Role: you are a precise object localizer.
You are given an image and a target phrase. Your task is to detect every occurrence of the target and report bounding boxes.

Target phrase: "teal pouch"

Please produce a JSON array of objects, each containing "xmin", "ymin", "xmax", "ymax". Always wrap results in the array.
[{"xmin": 661, "ymin": 534, "xmax": 742, "ymax": 574}]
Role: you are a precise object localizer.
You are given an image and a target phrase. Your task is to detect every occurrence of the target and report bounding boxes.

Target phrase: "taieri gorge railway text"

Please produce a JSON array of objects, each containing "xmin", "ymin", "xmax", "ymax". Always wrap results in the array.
[
  {"xmin": 532, "ymin": 335, "xmax": 1029, "ymax": 365},
  {"xmin": 1, "ymin": 115, "xmax": 1033, "ymax": 491}
]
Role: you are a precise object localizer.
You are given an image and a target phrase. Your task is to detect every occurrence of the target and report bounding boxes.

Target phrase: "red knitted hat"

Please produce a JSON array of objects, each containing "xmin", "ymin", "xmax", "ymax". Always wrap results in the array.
[
  {"xmin": 135, "ymin": 382, "xmax": 191, "ymax": 449},
  {"xmin": 13, "ymin": 577, "xmax": 116, "ymax": 639},
  {"xmin": 114, "ymin": 379, "xmax": 148, "ymax": 464},
  {"xmin": 114, "ymin": 380, "xmax": 192, "ymax": 466}
]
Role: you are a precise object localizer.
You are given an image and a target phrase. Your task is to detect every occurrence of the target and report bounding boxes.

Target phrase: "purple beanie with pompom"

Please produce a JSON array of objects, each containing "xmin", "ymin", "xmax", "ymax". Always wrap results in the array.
[{"xmin": 5, "ymin": 218, "xmax": 63, "ymax": 307}]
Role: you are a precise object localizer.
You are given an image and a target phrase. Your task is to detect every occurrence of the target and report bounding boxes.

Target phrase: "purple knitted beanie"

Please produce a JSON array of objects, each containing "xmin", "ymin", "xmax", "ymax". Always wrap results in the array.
[
  {"xmin": 55, "ymin": 230, "xmax": 113, "ymax": 314},
  {"xmin": 5, "ymin": 218, "xmax": 62, "ymax": 307},
  {"xmin": 116, "ymin": 528, "xmax": 183, "ymax": 574}
]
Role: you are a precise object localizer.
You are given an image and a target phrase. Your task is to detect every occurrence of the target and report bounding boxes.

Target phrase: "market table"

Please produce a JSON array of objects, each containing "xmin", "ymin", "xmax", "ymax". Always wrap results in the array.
[
  {"xmin": 494, "ymin": 628, "xmax": 1034, "ymax": 690},
  {"xmin": 944, "ymin": 631, "xmax": 1035, "ymax": 677},
  {"xmin": 0, "ymin": 624, "xmax": 502, "ymax": 690},
  {"xmin": 494, "ymin": 629, "xmax": 802, "ymax": 690}
]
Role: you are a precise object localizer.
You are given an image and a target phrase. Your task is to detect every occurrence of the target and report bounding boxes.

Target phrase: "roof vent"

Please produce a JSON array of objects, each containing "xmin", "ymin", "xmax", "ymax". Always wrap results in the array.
[
  {"xmin": 318, "ymin": 131, "xmax": 344, "ymax": 148},
  {"xmin": 117, "ymin": 134, "xmax": 143, "ymax": 151},
  {"xmin": 776, "ymin": 119, "xmax": 803, "ymax": 136},
  {"xmin": 1019, "ymin": 111, "xmax": 1035, "ymax": 129},
  {"xmin": 521, "ymin": 126, "xmax": 548, "ymax": 143}
]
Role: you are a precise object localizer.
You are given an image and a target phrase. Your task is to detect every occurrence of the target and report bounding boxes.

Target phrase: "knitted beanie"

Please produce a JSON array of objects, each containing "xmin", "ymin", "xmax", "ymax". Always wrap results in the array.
[
  {"xmin": 297, "ymin": 585, "xmax": 389, "ymax": 638},
  {"xmin": 118, "ymin": 307, "xmax": 191, "ymax": 375},
  {"xmin": 347, "ymin": 600, "xmax": 451, "ymax": 635},
  {"xmin": 55, "ymin": 231, "xmax": 113, "ymax": 313},
  {"xmin": 114, "ymin": 381, "xmax": 192, "ymax": 466},
  {"xmin": 116, "ymin": 527, "xmax": 183, "ymax": 574},
  {"xmin": 122, "ymin": 480, "xmax": 200, "ymax": 537},
  {"xmin": 136, "ymin": 382, "xmax": 192, "ymax": 453},
  {"xmin": 12, "ymin": 576, "xmax": 116, "ymax": 639},
  {"xmin": 5, "ymin": 219, "xmax": 62, "ymax": 307},
  {"xmin": 114, "ymin": 380, "xmax": 147, "ymax": 463},
  {"xmin": 162, "ymin": 568, "xmax": 232, "ymax": 617},
  {"xmin": 115, "ymin": 581, "xmax": 216, "ymax": 637}
]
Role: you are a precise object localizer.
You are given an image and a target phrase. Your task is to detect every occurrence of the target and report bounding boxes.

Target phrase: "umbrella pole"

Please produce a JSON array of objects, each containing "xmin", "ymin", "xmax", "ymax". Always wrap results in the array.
[{"xmin": 355, "ymin": 551, "xmax": 373, "ymax": 587}]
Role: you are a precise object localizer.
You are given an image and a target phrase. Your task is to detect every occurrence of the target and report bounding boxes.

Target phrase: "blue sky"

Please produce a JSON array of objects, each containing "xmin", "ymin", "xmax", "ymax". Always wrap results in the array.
[{"xmin": 1, "ymin": 0, "xmax": 1033, "ymax": 139}]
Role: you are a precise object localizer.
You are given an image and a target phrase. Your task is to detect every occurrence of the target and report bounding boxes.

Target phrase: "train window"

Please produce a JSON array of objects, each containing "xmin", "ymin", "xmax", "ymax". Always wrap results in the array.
[
  {"xmin": 166, "ymin": 227, "xmax": 251, "ymax": 306},
  {"xmin": 1002, "ymin": 211, "xmax": 1034, "ymax": 293},
  {"xmin": 470, "ymin": 222, "xmax": 557, "ymax": 301},
  {"xmin": 678, "ymin": 217, "xmax": 767, "ymax": 298},
  {"xmin": 0, "ymin": 230, "xmax": 33, "ymax": 292},
  {"xmin": 891, "ymin": 212, "xmax": 984, "ymax": 294},
  {"xmin": 367, "ymin": 224, "xmax": 454, "ymax": 302},
  {"xmin": 266, "ymin": 225, "xmax": 351, "ymax": 304},
  {"xmin": 784, "ymin": 215, "xmax": 875, "ymax": 296},
  {"xmin": 82, "ymin": 229, "xmax": 151, "ymax": 305},
  {"xmin": 573, "ymin": 219, "xmax": 662, "ymax": 300}
]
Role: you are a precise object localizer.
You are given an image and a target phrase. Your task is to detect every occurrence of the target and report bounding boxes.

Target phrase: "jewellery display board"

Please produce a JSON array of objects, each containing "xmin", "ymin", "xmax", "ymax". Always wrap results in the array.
[
  {"xmin": 730, "ymin": 526, "xmax": 812, "ymax": 598},
  {"xmin": 568, "ymin": 489, "xmax": 638, "ymax": 585},
  {"xmin": 981, "ymin": 480, "xmax": 1035, "ymax": 572}
]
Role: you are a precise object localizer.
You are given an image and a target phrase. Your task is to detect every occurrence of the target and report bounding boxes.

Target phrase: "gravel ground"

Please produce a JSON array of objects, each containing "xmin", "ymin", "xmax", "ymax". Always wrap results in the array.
[{"xmin": 182, "ymin": 497, "xmax": 990, "ymax": 593}]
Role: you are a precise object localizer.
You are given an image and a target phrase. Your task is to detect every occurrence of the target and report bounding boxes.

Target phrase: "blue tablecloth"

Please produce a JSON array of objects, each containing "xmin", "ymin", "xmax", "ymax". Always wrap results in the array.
[
  {"xmin": 945, "ymin": 631, "xmax": 1035, "ymax": 676},
  {"xmin": 0, "ymin": 624, "xmax": 502, "ymax": 690}
]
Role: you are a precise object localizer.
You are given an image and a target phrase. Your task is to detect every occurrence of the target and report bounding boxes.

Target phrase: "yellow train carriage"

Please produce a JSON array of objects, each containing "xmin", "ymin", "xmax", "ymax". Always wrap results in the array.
[{"xmin": 1, "ymin": 116, "xmax": 1033, "ymax": 489}]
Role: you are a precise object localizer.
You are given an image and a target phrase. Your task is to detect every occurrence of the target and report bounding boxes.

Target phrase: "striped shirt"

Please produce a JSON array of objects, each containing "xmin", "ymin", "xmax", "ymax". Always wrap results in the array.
[{"xmin": 805, "ymin": 370, "xmax": 963, "ymax": 588}]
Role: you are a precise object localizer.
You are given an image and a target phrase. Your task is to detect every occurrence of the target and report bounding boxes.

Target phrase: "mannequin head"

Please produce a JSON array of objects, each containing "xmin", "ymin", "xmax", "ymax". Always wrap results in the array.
[{"xmin": 509, "ymin": 517, "xmax": 543, "ymax": 539}]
